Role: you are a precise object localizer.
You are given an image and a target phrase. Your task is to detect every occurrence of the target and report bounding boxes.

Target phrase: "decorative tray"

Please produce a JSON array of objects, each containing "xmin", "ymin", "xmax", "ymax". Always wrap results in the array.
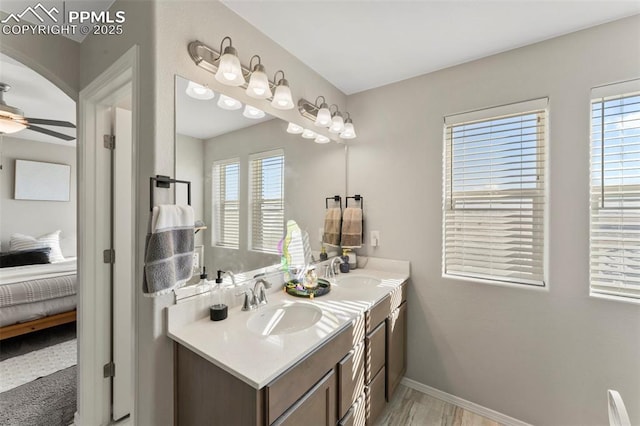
[{"xmin": 284, "ymin": 278, "xmax": 331, "ymax": 299}]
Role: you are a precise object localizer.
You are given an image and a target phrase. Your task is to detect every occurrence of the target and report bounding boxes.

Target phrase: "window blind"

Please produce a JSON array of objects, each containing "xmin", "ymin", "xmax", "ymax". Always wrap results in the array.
[
  {"xmin": 444, "ymin": 104, "xmax": 547, "ymax": 286},
  {"xmin": 590, "ymin": 89, "xmax": 640, "ymax": 301},
  {"xmin": 212, "ymin": 159, "xmax": 240, "ymax": 248},
  {"xmin": 249, "ymin": 150, "xmax": 284, "ymax": 254}
]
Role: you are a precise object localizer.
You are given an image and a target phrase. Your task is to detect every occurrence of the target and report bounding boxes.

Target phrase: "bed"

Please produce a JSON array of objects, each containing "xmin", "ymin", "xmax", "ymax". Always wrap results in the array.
[{"xmin": 0, "ymin": 258, "xmax": 77, "ymax": 340}]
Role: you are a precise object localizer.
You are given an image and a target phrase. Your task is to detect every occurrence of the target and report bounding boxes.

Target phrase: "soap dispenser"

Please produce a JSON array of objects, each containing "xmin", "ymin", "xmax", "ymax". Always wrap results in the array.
[
  {"xmin": 197, "ymin": 267, "xmax": 210, "ymax": 294},
  {"xmin": 210, "ymin": 270, "xmax": 228, "ymax": 321},
  {"xmin": 340, "ymin": 249, "xmax": 350, "ymax": 273},
  {"xmin": 319, "ymin": 245, "xmax": 328, "ymax": 261}
]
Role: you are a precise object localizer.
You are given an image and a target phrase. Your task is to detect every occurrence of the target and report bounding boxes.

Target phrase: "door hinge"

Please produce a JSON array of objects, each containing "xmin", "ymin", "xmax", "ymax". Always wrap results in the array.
[
  {"xmin": 103, "ymin": 249, "xmax": 115, "ymax": 264},
  {"xmin": 103, "ymin": 134, "xmax": 115, "ymax": 150},
  {"xmin": 103, "ymin": 362, "xmax": 116, "ymax": 378}
]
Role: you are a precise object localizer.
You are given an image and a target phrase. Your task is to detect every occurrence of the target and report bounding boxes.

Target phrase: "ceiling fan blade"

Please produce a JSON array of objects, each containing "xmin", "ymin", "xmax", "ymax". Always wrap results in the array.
[
  {"xmin": 25, "ymin": 118, "xmax": 76, "ymax": 128},
  {"xmin": 27, "ymin": 124, "xmax": 76, "ymax": 141}
]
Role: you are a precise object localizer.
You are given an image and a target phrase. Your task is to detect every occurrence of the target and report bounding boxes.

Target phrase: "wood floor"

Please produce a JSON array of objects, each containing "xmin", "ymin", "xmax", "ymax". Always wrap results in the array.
[{"xmin": 376, "ymin": 385, "xmax": 503, "ymax": 426}]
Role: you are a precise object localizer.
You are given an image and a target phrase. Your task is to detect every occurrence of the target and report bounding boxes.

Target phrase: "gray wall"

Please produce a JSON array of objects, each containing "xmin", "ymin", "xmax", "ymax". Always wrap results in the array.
[
  {"xmin": 202, "ymin": 118, "xmax": 346, "ymax": 274},
  {"xmin": 346, "ymin": 15, "xmax": 640, "ymax": 425},
  {"xmin": 0, "ymin": 137, "xmax": 76, "ymax": 256}
]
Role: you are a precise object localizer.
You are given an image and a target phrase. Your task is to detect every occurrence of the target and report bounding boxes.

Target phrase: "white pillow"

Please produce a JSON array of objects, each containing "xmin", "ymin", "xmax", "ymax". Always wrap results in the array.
[{"xmin": 10, "ymin": 230, "xmax": 65, "ymax": 263}]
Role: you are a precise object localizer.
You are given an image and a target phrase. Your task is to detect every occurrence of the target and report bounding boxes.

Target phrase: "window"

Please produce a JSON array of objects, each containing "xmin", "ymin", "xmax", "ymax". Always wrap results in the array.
[
  {"xmin": 590, "ymin": 80, "xmax": 640, "ymax": 302},
  {"xmin": 212, "ymin": 159, "xmax": 240, "ymax": 248},
  {"xmin": 443, "ymin": 99, "xmax": 547, "ymax": 287},
  {"xmin": 249, "ymin": 149, "xmax": 284, "ymax": 253}
]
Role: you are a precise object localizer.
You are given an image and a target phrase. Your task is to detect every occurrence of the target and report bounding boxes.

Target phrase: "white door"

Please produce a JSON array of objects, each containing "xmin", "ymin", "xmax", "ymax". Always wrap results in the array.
[{"xmin": 112, "ymin": 106, "xmax": 133, "ymax": 421}]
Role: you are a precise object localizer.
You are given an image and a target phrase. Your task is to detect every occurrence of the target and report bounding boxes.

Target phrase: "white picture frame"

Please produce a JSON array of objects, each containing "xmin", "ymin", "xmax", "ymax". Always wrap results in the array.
[{"xmin": 14, "ymin": 159, "xmax": 71, "ymax": 201}]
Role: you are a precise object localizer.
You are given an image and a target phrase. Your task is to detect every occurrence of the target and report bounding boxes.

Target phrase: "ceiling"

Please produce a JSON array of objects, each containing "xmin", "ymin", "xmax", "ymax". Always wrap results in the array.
[
  {"xmin": 175, "ymin": 76, "xmax": 273, "ymax": 140},
  {"xmin": 0, "ymin": 53, "xmax": 76, "ymax": 146},
  {"xmin": 223, "ymin": 0, "xmax": 640, "ymax": 94}
]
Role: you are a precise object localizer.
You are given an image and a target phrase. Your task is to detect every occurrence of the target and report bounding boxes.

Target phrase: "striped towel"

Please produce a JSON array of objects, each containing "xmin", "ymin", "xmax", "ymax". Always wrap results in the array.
[
  {"xmin": 341, "ymin": 207, "xmax": 363, "ymax": 248},
  {"xmin": 323, "ymin": 208, "xmax": 342, "ymax": 247},
  {"xmin": 142, "ymin": 205, "xmax": 194, "ymax": 296}
]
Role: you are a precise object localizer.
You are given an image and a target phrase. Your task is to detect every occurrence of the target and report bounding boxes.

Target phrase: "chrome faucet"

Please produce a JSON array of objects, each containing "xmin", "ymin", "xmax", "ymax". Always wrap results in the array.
[
  {"xmin": 242, "ymin": 278, "xmax": 272, "ymax": 311},
  {"xmin": 253, "ymin": 278, "xmax": 272, "ymax": 305},
  {"xmin": 328, "ymin": 256, "xmax": 344, "ymax": 279}
]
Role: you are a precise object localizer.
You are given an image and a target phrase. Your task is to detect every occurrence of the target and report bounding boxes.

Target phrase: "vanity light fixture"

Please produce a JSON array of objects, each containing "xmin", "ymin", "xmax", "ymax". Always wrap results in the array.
[
  {"xmin": 271, "ymin": 70, "xmax": 294, "ymax": 110},
  {"xmin": 315, "ymin": 134, "xmax": 330, "ymax": 144},
  {"xmin": 286, "ymin": 122, "xmax": 304, "ymax": 134},
  {"xmin": 217, "ymin": 94, "xmax": 242, "ymax": 111},
  {"xmin": 215, "ymin": 36, "xmax": 246, "ymax": 87},
  {"xmin": 340, "ymin": 113, "xmax": 357, "ymax": 139},
  {"xmin": 329, "ymin": 105, "xmax": 345, "ymax": 134},
  {"xmin": 314, "ymin": 96, "xmax": 332, "ymax": 127},
  {"xmin": 185, "ymin": 81, "xmax": 215, "ymax": 100},
  {"xmin": 246, "ymin": 55, "xmax": 273, "ymax": 100},
  {"xmin": 301, "ymin": 128, "xmax": 317, "ymax": 139},
  {"xmin": 243, "ymin": 104, "xmax": 265, "ymax": 119}
]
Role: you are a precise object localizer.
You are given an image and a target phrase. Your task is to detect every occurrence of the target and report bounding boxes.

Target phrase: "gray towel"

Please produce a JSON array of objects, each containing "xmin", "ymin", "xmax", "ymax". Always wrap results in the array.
[
  {"xmin": 341, "ymin": 207, "xmax": 362, "ymax": 248},
  {"xmin": 143, "ymin": 205, "xmax": 194, "ymax": 296}
]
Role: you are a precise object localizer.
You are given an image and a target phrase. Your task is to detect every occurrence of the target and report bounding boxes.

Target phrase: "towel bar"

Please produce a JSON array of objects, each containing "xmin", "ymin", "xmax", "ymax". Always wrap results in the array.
[{"xmin": 149, "ymin": 175, "xmax": 191, "ymax": 211}]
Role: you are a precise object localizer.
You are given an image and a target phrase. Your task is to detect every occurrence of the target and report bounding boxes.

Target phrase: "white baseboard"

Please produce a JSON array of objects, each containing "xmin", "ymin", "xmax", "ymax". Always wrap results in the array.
[{"xmin": 400, "ymin": 377, "xmax": 532, "ymax": 426}]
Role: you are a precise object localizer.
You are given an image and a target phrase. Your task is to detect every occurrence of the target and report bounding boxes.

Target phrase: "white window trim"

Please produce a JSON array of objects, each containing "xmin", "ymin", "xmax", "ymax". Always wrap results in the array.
[
  {"xmin": 248, "ymin": 148, "xmax": 285, "ymax": 254},
  {"xmin": 442, "ymin": 98, "xmax": 549, "ymax": 289}
]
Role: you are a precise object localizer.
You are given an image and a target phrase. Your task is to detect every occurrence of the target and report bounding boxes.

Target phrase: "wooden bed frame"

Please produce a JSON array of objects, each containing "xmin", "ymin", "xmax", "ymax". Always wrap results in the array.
[{"xmin": 0, "ymin": 310, "xmax": 77, "ymax": 340}]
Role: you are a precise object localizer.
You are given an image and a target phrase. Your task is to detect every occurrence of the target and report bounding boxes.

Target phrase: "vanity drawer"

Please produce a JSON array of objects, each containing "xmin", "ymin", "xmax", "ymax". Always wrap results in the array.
[
  {"xmin": 365, "ymin": 367, "xmax": 386, "ymax": 425},
  {"xmin": 266, "ymin": 323, "xmax": 353, "ymax": 424},
  {"xmin": 365, "ymin": 322, "xmax": 385, "ymax": 384},
  {"xmin": 338, "ymin": 393, "xmax": 366, "ymax": 426},
  {"xmin": 365, "ymin": 295, "xmax": 390, "ymax": 334},
  {"xmin": 338, "ymin": 342, "xmax": 365, "ymax": 420}
]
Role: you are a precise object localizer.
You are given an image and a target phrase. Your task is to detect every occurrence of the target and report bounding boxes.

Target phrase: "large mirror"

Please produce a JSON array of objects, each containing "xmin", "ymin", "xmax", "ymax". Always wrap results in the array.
[{"xmin": 175, "ymin": 75, "xmax": 346, "ymax": 284}]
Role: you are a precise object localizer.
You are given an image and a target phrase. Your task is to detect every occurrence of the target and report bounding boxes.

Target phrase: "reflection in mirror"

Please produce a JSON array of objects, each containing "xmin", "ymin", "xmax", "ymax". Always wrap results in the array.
[{"xmin": 175, "ymin": 75, "xmax": 346, "ymax": 285}]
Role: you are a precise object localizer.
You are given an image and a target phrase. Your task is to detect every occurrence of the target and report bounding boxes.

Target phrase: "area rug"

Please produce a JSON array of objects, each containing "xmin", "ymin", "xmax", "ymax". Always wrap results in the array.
[{"xmin": 0, "ymin": 338, "xmax": 77, "ymax": 392}]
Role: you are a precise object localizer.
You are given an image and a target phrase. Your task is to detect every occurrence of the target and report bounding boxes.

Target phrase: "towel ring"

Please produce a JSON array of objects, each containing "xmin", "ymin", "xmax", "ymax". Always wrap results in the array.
[{"xmin": 325, "ymin": 195, "xmax": 342, "ymax": 210}]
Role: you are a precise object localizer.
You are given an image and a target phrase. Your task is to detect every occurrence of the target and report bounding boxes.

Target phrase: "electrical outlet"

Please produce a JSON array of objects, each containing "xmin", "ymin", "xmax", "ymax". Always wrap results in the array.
[
  {"xmin": 370, "ymin": 231, "xmax": 380, "ymax": 247},
  {"xmin": 193, "ymin": 252, "xmax": 200, "ymax": 270}
]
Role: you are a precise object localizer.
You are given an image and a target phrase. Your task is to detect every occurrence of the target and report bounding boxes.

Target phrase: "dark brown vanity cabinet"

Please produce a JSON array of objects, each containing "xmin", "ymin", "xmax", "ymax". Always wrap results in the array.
[{"xmin": 174, "ymin": 281, "xmax": 407, "ymax": 426}]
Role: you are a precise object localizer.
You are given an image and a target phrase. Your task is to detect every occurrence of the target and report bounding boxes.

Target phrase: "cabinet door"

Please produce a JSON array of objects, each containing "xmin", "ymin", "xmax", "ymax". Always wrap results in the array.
[
  {"xmin": 366, "ymin": 367, "xmax": 386, "ymax": 425},
  {"xmin": 273, "ymin": 369, "xmax": 337, "ymax": 426},
  {"xmin": 386, "ymin": 301, "xmax": 407, "ymax": 401},
  {"xmin": 365, "ymin": 321, "xmax": 386, "ymax": 384}
]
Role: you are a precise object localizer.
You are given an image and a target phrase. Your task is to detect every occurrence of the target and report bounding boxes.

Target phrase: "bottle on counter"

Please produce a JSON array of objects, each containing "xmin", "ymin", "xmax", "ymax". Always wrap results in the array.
[
  {"xmin": 340, "ymin": 249, "xmax": 350, "ymax": 273},
  {"xmin": 210, "ymin": 270, "xmax": 228, "ymax": 321},
  {"xmin": 319, "ymin": 245, "xmax": 328, "ymax": 261}
]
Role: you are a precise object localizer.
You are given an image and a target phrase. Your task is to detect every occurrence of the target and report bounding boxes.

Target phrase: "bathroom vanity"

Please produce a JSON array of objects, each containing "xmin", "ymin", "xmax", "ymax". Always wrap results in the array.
[{"xmin": 167, "ymin": 258, "xmax": 409, "ymax": 425}]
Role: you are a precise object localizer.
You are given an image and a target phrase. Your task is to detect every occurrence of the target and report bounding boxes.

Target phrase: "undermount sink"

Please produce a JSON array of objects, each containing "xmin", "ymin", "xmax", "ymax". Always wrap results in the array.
[
  {"xmin": 247, "ymin": 303, "xmax": 323, "ymax": 336},
  {"xmin": 335, "ymin": 275, "xmax": 382, "ymax": 289}
]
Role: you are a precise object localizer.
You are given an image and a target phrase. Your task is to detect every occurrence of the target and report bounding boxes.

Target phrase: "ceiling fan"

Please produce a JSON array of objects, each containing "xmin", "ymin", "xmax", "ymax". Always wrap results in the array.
[{"xmin": 0, "ymin": 82, "xmax": 76, "ymax": 141}]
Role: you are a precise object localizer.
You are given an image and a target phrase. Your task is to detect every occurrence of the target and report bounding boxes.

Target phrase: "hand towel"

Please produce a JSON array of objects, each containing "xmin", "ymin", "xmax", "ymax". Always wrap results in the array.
[
  {"xmin": 323, "ymin": 207, "xmax": 342, "ymax": 247},
  {"xmin": 143, "ymin": 205, "xmax": 195, "ymax": 296},
  {"xmin": 341, "ymin": 207, "xmax": 363, "ymax": 248}
]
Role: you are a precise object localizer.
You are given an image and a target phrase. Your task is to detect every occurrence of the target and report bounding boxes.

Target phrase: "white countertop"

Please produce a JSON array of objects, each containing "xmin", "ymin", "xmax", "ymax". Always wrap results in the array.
[{"xmin": 166, "ymin": 257, "xmax": 410, "ymax": 389}]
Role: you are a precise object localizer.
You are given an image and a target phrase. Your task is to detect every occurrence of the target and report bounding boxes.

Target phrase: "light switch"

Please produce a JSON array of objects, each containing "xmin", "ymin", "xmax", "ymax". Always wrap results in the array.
[{"xmin": 370, "ymin": 231, "xmax": 380, "ymax": 247}]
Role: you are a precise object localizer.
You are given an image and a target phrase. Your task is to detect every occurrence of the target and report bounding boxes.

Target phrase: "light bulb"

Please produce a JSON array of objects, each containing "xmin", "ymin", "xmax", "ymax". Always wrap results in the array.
[
  {"xmin": 271, "ymin": 79, "xmax": 294, "ymax": 110},
  {"xmin": 340, "ymin": 122, "xmax": 357, "ymax": 139},
  {"xmin": 314, "ymin": 103, "xmax": 332, "ymax": 127},
  {"xmin": 286, "ymin": 122, "xmax": 304, "ymax": 134},
  {"xmin": 217, "ymin": 94, "xmax": 242, "ymax": 111},
  {"xmin": 301, "ymin": 129, "xmax": 317, "ymax": 139},
  {"xmin": 215, "ymin": 45, "xmax": 245, "ymax": 87},
  {"xmin": 315, "ymin": 135, "xmax": 330, "ymax": 144},
  {"xmin": 246, "ymin": 64, "xmax": 272, "ymax": 99},
  {"xmin": 329, "ymin": 114, "xmax": 345, "ymax": 133},
  {"xmin": 243, "ymin": 105, "xmax": 265, "ymax": 119},
  {"xmin": 185, "ymin": 81, "xmax": 214, "ymax": 100}
]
